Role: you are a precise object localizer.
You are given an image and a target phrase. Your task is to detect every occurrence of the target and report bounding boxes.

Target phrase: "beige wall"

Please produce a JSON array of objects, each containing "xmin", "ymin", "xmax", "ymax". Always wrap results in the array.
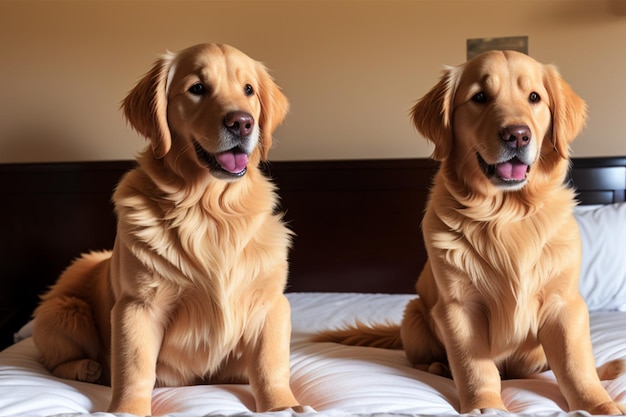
[{"xmin": 1, "ymin": 0, "xmax": 625, "ymax": 163}]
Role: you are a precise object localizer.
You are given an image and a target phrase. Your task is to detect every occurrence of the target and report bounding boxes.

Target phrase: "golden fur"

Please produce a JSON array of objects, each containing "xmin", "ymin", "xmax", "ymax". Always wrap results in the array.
[
  {"xmin": 318, "ymin": 50, "xmax": 626, "ymax": 415},
  {"xmin": 32, "ymin": 43, "xmax": 302, "ymax": 415}
]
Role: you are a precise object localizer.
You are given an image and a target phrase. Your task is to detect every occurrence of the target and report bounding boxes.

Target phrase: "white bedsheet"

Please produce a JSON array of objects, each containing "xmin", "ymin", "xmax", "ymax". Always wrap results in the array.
[{"xmin": 1, "ymin": 292, "xmax": 625, "ymax": 417}]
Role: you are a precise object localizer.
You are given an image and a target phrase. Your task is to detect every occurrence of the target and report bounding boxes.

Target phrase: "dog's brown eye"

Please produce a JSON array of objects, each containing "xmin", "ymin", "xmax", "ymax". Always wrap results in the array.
[
  {"xmin": 529, "ymin": 92, "xmax": 541, "ymax": 103},
  {"xmin": 471, "ymin": 92, "xmax": 487, "ymax": 103},
  {"xmin": 244, "ymin": 84, "xmax": 254, "ymax": 96},
  {"xmin": 188, "ymin": 83, "xmax": 206, "ymax": 96}
]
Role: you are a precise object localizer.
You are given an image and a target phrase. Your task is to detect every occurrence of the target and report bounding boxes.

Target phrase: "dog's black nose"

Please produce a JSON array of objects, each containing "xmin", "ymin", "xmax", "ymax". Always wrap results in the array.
[
  {"xmin": 500, "ymin": 125, "xmax": 531, "ymax": 148},
  {"xmin": 224, "ymin": 111, "xmax": 254, "ymax": 137}
]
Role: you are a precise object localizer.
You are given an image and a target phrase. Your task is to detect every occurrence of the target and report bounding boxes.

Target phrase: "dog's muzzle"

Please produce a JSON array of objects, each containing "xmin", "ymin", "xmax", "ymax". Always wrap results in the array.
[
  {"xmin": 476, "ymin": 125, "xmax": 534, "ymax": 189},
  {"xmin": 193, "ymin": 111, "xmax": 256, "ymax": 179}
]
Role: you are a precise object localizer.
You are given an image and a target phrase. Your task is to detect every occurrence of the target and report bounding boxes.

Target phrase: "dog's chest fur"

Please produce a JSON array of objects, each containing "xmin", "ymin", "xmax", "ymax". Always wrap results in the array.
[
  {"xmin": 112, "ymin": 167, "xmax": 291, "ymax": 386},
  {"xmin": 425, "ymin": 183, "xmax": 579, "ymax": 352}
]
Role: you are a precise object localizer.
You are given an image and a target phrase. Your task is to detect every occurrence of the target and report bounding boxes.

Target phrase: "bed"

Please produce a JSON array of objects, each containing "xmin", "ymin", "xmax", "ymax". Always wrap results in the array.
[{"xmin": 1, "ymin": 156, "xmax": 626, "ymax": 416}]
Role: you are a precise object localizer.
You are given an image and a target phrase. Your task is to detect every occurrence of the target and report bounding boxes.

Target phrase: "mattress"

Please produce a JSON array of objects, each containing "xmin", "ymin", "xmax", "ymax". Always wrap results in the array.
[{"xmin": 1, "ymin": 292, "xmax": 626, "ymax": 417}]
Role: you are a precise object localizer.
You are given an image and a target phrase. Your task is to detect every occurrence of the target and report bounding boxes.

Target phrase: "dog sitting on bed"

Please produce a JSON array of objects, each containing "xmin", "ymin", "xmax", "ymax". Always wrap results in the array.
[
  {"xmin": 318, "ymin": 50, "xmax": 626, "ymax": 415},
  {"xmin": 32, "ymin": 43, "xmax": 303, "ymax": 415}
]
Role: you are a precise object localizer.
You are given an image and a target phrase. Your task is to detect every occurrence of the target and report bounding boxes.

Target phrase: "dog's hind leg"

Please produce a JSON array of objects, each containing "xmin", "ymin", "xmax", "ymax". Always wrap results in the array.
[
  {"xmin": 597, "ymin": 359, "xmax": 626, "ymax": 381},
  {"xmin": 52, "ymin": 358, "xmax": 102, "ymax": 383},
  {"xmin": 33, "ymin": 295, "xmax": 103, "ymax": 383},
  {"xmin": 400, "ymin": 297, "xmax": 447, "ymax": 374}
]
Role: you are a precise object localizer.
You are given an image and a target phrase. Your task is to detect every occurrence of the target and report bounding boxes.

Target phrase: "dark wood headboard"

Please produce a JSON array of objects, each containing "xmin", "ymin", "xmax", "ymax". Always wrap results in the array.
[
  {"xmin": 0, "ymin": 156, "xmax": 624, "ymax": 349},
  {"xmin": 567, "ymin": 156, "xmax": 626, "ymax": 205}
]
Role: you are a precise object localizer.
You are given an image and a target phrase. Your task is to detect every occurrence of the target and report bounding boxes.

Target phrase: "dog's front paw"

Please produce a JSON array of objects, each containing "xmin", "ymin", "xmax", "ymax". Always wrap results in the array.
[
  {"xmin": 108, "ymin": 396, "xmax": 152, "ymax": 417},
  {"xmin": 587, "ymin": 401, "xmax": 626, "ymax": 415}
]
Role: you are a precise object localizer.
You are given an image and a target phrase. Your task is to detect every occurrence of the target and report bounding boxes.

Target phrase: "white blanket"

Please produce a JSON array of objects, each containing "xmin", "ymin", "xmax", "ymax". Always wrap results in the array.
[{"xmin": 1, "ymin": 292, "xmax": 626, "ymax": 417}]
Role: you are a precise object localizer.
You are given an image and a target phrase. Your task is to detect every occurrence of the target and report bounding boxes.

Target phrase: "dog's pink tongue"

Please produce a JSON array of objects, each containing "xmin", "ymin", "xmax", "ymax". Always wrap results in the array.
[
  {"xmin": 496, "ymin": 159, "xmax": 528, "ymax": 181},
  {"xmin": 215, "ymin": 151, "xmax": 248, "ymax": 174}
]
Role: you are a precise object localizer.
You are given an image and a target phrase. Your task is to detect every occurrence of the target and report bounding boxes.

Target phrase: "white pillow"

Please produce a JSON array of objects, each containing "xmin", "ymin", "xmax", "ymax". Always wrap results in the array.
[{"xmin": 575, "ymin": 202, "xmax": 626, "ymax": 311}]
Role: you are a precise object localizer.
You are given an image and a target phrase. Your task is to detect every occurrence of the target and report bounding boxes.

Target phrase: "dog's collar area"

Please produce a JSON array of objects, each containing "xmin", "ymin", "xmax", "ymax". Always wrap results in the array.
[
  {"xmin": 476, "ymin": 152, "xmax": 530, "ymax": 188},
  {"xmin": 193, "ymin": 141, "xmax": 248, "ymax": 178}
]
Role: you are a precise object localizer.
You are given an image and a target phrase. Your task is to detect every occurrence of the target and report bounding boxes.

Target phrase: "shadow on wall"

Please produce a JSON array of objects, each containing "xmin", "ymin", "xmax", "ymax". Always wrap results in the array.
[
  {"xmin": 610, "ymin": 0, "xmax": 626, "ymax": 15},
  {"xmin": 532, "ymin": 0, "xmax": 626, "ymax": 23},
  {"xmin": 0, "ymin": 125, "xmax": 97, "ymax": 163}
]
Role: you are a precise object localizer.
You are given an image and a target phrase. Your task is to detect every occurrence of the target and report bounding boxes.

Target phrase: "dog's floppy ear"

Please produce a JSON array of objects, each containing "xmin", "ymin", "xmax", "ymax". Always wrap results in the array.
[
  {"xmin": 256, "ymin": 63, "xmax": 290, "ymax": 161},
  {"xmin": 542, "ymin": 65, "xmax": 587, "ymax": 159},
  {"xmin": 410, "ymin": 66, "xmax": 460, "ymax": 161},
  {"xmin": 122, "ymin": 53, "xmax": 176, "ymax": 159}
]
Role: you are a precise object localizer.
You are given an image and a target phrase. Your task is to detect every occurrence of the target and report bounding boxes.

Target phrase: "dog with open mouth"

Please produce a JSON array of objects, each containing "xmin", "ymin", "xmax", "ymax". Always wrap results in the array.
[
  {"xmin": 317, "ymin": 50, "xmax": 626, "ymax": 415},
  {"xmin": 32, "ymin": 43, "xmax": 303, "ymax": 415}
]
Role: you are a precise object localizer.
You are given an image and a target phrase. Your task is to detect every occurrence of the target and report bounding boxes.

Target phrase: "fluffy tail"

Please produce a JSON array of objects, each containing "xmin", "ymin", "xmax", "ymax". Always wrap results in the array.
[{"xmin": 314, "ymin": 320, "xmax": 403, "ymax": 349}]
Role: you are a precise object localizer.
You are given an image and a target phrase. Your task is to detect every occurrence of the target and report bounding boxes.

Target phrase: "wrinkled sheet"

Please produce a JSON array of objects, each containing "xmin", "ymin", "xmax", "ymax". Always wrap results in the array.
[{"xmin": 1, "ymin": 292, "xmax": 625, "ymax": 417}]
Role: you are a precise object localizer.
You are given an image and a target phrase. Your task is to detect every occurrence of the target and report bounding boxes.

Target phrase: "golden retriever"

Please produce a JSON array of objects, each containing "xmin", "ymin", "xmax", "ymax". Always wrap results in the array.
[
  {"xmin": 32, "ymin": 43, "xmax": 302, "ymax": 415},
  {"xmin": 318, "ymin": 50, "xmax": 626, "ymax": 415}
]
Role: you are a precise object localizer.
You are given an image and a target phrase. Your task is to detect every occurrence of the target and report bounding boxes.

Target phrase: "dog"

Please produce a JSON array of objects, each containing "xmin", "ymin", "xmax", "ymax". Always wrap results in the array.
[
  {"xmin": 317, "ymin": 50, "xmax": 626, "ymax": 415},
  {"xmin": 32, "ymin": 43, "xmax": 302, "ymax": 415}
]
